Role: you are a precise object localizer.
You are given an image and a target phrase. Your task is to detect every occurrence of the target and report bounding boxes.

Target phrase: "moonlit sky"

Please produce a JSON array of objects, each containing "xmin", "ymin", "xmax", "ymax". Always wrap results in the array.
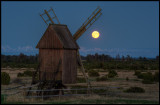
[{"xmin": 1, "ymin": 1, "xmax": 159, "ymax": 58}]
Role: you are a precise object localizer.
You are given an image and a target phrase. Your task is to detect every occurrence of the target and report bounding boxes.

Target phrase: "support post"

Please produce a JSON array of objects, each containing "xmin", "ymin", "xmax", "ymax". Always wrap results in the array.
[{"xmin": 42, "ymin": 90, "xmax": 44, "ymax": 102}]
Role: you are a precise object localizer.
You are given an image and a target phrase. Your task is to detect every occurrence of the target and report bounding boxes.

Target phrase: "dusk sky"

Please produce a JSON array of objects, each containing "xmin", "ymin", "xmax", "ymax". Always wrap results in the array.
[{"xmin": 1, "ymin": 1, "xmax": 159, "ymax": 58}]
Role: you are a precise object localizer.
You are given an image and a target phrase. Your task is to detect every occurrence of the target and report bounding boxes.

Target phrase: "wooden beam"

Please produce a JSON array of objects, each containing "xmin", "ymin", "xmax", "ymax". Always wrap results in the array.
[
  {"xmin": 73, "ymin": 7, "xmax": 102, "ymax": 41},
  {"xmin": 44, "ymin": 9, "xmax": 54, "ymax": 24}
]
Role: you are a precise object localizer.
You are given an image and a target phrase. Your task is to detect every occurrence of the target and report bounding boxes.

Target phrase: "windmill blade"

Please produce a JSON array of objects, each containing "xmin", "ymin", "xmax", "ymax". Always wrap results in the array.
[
  {"xmin": 39, "ymin": 7, "xmax": 60, "ymax": 25},
  {"xmin": 73, "ymin": 6, "xmax": 102, "ymax": 41}
]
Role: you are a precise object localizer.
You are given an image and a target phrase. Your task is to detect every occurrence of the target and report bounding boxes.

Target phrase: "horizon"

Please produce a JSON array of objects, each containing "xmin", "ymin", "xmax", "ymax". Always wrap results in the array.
[{"xmin": 1, "ymin": 52, "xmax": 159, "ymax": 59}]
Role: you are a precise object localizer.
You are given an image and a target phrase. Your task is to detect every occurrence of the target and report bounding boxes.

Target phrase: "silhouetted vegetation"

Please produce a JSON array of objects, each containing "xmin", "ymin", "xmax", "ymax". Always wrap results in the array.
[
  {"xmin": 107, "ymin": 70, "xmax": 118, "ymax": 78},
  {"xmin": 88, "ymin": 70, "xmax": 100, "ymax": 77},
  {"xmin": 83, "ymin": 53, "xmax": 159, "ymax": 70},
  {"xmin": 1, "ymin": 53, "xmax": 159, "ymax": 70},
  {"xmin": 134, "ymin": 71, "xmax": 159, "ymax": 84},
  {"xmin": 1, "ymin": 53, "xmax": 38, "ymax": 68},
  {"xmin": 1, "ymin": 72, "xmax": 10, "ymax": 85},
  {"xmin": 76, "ymin": 77, "xmax": 86, "ymax": 83},
  {"xmin": 17, "ymin": 70, "xmax": 33, "ymax": 77},
  {"xmin": 124, "ymin": 87, "xmax": 145, "ymax": 93}
]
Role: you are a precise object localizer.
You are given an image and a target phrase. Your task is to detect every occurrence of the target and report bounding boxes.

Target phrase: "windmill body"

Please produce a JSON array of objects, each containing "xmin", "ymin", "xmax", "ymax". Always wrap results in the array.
[
  {"xmin": 27, "ymin": 7, "xmax": 102, "ymax": 97},
  {"xmin": 36, "ymin": 24, "xmax": 79, "ymax": 84}
]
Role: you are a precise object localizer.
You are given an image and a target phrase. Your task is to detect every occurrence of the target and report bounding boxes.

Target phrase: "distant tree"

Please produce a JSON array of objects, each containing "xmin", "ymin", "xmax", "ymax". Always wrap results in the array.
[
  {"xmin": 121, "ymin": 55, "xmax": 125, "ymax": 61},
  {"xmin": 116, "ymin": 54, "xmax": 120, "ymax": 61},
  {"xmin": 156, "ymin": 55, "xmax": 159, "ymax": 61},
  {"xmin": 126, "ymin": 55, "xmax": 132, "ymax": 61},
  {"xmin": 139, "ymin": 56, "xmax": 143, "ymax": 60}
]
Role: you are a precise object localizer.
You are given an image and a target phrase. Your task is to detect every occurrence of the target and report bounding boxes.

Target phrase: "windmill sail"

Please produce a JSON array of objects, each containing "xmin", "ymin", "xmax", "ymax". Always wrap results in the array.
[{"xmin": 73, "ymin": 6, "xmax": 102, "ymax": 41}]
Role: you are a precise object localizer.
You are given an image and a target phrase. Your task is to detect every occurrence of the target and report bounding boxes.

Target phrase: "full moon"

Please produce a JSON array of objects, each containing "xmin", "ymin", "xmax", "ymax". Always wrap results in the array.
[{"xmin": 92, "ymin": 31, "xmax": 100, "ymax": 38}]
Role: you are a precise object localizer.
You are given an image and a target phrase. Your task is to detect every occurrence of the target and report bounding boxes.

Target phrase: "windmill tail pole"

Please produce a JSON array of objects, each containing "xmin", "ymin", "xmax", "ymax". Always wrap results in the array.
[{"xmin": 77, "ymin": 50, "xmax": 92, "ymax": 89}]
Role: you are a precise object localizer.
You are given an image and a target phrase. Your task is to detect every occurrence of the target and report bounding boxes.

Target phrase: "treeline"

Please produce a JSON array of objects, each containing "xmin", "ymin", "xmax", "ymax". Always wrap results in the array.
[
  {"xmin": 1, "ymin": 53, "xmax": 38, "ymax": 68},
  {"xmin": 82, "ymin": 53, "xmax": 159, "ymax": 62},
  {"xmin": 1, "ymin": 53, "xmax": 159, "ymax": 70},
  {"xmin": 1, "ymin": 53, "xmax": 38, "ymax": 63},
  {"xmin": 82, "ymin": 53, "xmax": 159, "ymax": 70}
]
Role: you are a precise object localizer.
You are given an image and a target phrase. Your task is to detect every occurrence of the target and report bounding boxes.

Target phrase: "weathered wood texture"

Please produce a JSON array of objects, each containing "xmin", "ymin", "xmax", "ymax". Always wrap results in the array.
[
  {"xmin": 36, "ymin": 24, "xmax": 79, "ymax": 49},
  {"xmin": 62, "ymin": 49, "xmax": 77, "ymax": 84},
  {"xmin": 39, "ymin": 49, "xmax": 77, "ymax": 84},
  {"xmin": 39, "ymin": 49, "xmax": 63, "ymax": 81},
  {"xmin": 37, "ymin": 24, "xmax": 79, "ymax": 84},
  {"xmin": 36, "ymin": 25, "xmax": 63, "ymax": 49}
]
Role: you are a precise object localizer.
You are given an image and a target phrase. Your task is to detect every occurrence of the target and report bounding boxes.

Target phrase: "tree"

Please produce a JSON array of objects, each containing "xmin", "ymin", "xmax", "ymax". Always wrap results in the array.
[{"xmin": 116, "ymin": 54, "xmax": 120, "ymax": 61}]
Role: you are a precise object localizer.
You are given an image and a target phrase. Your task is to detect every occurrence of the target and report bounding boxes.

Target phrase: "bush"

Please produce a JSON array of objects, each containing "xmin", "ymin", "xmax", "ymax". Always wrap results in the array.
[
  {"xmin": 1, "ymin": 72, "xmax": 10, "ymax": 85},
  {"xmin": 153, "ymin": 72, "xmax": 159, "ymax": 82},
  {"xmin": 96, "ymin": 75, "xmax": 108, "ymax": 81},
  {"xmin": 142, "ymin": 79, "xmax": 154, "ymax": 84},
  {"xmin": 23, "ymin": 70, "xmax": 33, "ymax": 77},
  {"xmin": 142, "ymin": 72, "xmax": 154, "ymax": 84},
  {"xmin": 88, "ymin": 70, "xmax": 99, "ymax": 77},
  {"xmin": 17, "ymin": 73, "xmax": 24, "ymax": 77},
  {"xmin": 136, "ymin": 72, "xmax": 158, "ymax": 84},
  {"xmin": 77, "ymin": 77, "xmax": 86, "ymax": 83},
  {"xmin": 108, "ymin": 70, "xmax": 118, "ymax": 78},
  {"xmin": 124, "ymin": 87, "xmax": 145, "ymax": 93},
  {"xmin": 134, "ymin": 70, "xmax": 141, "ymax": 76},
  {"xmin": 126, "ymin": 77, "xmax": 129, "ymax": 81},
  {"xmin": 137, "ymin": 72, "xmax": 153, "ymax": 79}
]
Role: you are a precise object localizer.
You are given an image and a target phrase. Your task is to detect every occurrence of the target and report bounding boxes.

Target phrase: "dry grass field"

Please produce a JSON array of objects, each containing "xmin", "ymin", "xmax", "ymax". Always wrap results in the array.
[{"xmin": 1, "ymin": 68, "xmax": 159, "ymax": 104}]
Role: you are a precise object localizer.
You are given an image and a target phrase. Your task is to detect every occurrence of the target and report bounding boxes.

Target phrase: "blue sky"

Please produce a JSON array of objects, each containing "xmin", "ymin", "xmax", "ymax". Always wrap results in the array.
[{"xmin": 1, "ymin": 1, "xmax": 159, "ymax": 58}]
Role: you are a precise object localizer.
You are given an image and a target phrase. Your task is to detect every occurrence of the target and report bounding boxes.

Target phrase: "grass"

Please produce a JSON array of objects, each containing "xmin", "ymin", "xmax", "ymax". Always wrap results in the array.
[
  {"xmin": 3, "ymin": 99, "xmax": 158, "ymax": 104},
  {"xmin": 46, "ymin": 99, "xmax": 159, "ymax": 104}
]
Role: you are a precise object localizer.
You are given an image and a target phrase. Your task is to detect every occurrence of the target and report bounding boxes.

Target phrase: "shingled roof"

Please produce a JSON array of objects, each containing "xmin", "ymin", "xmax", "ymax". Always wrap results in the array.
[{"xmin": 36, "ymin": 24, "xmax": 79, "ymax": 49}]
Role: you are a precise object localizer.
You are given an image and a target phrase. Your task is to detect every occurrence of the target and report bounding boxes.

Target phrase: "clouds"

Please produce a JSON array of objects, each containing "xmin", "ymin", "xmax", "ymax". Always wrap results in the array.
[
  {"xmin": 1, "ymin": 45, "xmax": 158, "ymax": 58},
  {"xmin": 2, "ymin": 45, "xmax": 38, "ymax": 55},
  {"xmin": 79, "ymin": 46, "xmax": 159, "ymax": 58}
]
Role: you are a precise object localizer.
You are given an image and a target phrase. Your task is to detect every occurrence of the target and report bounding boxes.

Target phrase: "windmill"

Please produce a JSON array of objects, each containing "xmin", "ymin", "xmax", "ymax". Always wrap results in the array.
[{"xmin": 27, "ymin": 6, "xmax": 102, "ymax": 97}]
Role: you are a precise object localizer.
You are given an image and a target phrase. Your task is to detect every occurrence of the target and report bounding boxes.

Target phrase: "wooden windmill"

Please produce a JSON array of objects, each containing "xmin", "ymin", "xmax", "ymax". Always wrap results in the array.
[{"xmin": 27, "ymin": 6, "xmax": 102, "ymax": 96}]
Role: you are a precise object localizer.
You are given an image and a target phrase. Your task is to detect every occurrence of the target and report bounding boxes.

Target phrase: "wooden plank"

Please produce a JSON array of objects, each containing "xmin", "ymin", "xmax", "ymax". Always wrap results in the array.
[
  {"xmin": 62, "ymin": 49, "xmax": 77, "ymax": 84},
  {"xmin": 39, "ymin": 49, "xmax": 63, "ymax": 81}
]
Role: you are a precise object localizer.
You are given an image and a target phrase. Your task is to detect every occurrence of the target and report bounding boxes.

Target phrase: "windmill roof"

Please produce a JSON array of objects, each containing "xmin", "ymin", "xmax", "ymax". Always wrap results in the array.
[{"xmin": 36, "ymin": 24, "xmax": 79, "ymax": 49}]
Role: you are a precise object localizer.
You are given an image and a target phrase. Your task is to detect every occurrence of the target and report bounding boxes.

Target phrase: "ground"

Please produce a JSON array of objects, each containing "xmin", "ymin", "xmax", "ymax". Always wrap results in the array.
[{"xmin": 1, "ymin": 68, "xmax": 159, "ymax": 104}]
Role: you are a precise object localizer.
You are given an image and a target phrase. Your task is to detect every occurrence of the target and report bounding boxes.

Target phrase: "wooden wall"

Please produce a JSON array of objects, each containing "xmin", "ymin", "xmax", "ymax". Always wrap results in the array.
[
  {"xmin": 39, "ymin": 49, "xmax": 77, "ymax": 84},
  {"xmin": 62, "ymin": 49, "xmax": 77, "ymax": 84},
  {"xmin": 36, "ymin": 25, "xmax": 63, "ymax": 49},
  {"xmin": 39, "ymin": 49, "xmax": 63, "ymax": 81}
]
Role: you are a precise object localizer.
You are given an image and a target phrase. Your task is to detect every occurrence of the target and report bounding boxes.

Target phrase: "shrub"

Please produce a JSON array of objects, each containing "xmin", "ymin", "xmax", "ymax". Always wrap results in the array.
[
  {"xmin": 153, "ymin": 72, "xmax": 159, "ymax": 82},
  {"xmin": 138, "ymin": 72, "xmax": 154, "ymax": 84},
  {"xmin": 88, "ymin": 70, "xmax": 99, "ymax": 77},
  {"xmin": 135, "ymin": 72, "xmax": 158, "ymax": 84},
  {"xmin": 96, "ymin": 75, "xmax": 108, "ymax": 81},
  {"xmin": 23, "ymin": 70, "xmax": 33, "ymax": 77},
  {"xmin": 77, "ymin": 77, "xmax": 86, "ymax": 83},
  {"xmin": 137, "ymin": 72, "xmax": 153, "ymax": 80},
  {"xmin": 124, "ymin": 87, "xmax": 145, "ymax": 93},
  {"xmin": 142, "ymin": 79, "xmax": 154, "ymax": 84},
  {"xmin": 126, "ymin": 77, "xmax": 129, "ymax": 81},
  {"xmin": 134, "ymin": 70, "xmax": 141, "ymax": 76},
  {"xmin": 1, "ymin": 72, "xmax": 10, "ymax": 85},
  {"xmin": 17, "ymin": 73, "xmax": 24, "ymax": 77},
  {"xmin": 108, "ymin": 70, "xmax": 118, "ymax": 78}
]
